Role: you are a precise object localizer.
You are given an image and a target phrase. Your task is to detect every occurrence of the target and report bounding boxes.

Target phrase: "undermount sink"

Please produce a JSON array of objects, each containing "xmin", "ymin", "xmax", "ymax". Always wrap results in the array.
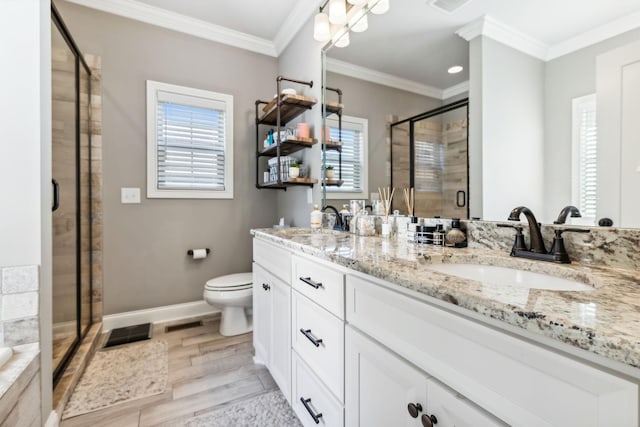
[{"xmin": 425, "ymin": 263, "xmax": 593, "ymax": 292}]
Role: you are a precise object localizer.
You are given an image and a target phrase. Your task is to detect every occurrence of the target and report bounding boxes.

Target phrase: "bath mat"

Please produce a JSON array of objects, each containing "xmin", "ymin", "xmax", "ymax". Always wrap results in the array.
[
  {"xmin": 62, "ymin": 340, "xmax": 168, "ymax": 419},
  {"xmin": 184, "ymin": 390, "xmax": 301, "ymax": 427}
]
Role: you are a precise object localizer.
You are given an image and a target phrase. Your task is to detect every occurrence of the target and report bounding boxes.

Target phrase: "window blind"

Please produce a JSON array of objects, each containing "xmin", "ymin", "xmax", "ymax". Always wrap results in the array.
[
  {"xmin": 326, "ymin": 124, "xmax": 363, "ymax": 192},
  {"xmin": 572, "ymin": 95, "xmax": 597, "ymax": 221},
  {"xmin": 414, "ymin": 139, "xmax": 444, "ymax": 193},
  {"xmin": 156, "ymin": 101, "xmax": 227, "ymax": 190}
]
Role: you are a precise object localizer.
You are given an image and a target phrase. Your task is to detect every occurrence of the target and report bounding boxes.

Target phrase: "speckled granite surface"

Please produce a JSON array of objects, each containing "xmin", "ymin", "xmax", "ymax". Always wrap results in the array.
[{"xmin": 252, "ymin": 228, "xmax": 640, "ymax": 371}]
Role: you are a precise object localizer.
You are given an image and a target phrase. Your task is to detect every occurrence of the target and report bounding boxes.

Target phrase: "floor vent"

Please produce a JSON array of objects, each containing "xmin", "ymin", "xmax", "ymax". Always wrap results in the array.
[
  {"xmin": 429, "ymin": 0, "xmax": 471, "ymax": 14},
  {"xmin": 104, "ymin": 323, "xmax": 152, "ymax": 348},
  {"xmin": 165, "ymin": 320, "xmax": 203, "ymax": 333}
]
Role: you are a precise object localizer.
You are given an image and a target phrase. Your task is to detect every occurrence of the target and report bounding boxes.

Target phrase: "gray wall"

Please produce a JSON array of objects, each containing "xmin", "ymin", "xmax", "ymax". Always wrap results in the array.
[
  {"xmin": 276, "ymin": 14, "xmax": 324, "ymax": 228},
  {"xmin": 544, "ymin": 27, "xmax": 640, "ymax": 222},
  {"xmin": 472, "ymin": 37, "xmax": 545, "ymax": 222},
  {"xmin": 57, "ymin": 2, "xmax": 279, "ymax": 314},
  {"xmin": 325, "ymin": 72, "xmax": 442, "ymax": 206}
]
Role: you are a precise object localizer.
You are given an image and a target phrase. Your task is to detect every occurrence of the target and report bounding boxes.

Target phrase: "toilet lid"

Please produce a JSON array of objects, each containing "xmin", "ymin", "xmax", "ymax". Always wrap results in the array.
[{"xmin": 205, "ymin": 272, "xmax": 252, "ymax": 290}]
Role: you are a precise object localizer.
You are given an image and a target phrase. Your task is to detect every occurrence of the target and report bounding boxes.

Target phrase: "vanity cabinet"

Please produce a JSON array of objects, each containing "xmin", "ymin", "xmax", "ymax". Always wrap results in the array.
[
  {"xmin": 290, "ymin": 254, "xmax": 346, "ymax": 426},
  {"xmin": 346, "ymin": 326, "xmax": 506, "ymax": 427},
  {"xmin": 346, "ymin": 274, "xmax": 639, "ymax": 427},
  {"xmin": 252, "ymin": 239, "xmax": 292, "ymax": 402}
]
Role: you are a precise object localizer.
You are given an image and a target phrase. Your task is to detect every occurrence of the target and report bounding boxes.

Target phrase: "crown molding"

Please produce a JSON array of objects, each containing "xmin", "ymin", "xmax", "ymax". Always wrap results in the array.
[
  {"xmin": 63, "ymin": 0, "xmax": 278, "ymax": 57},
  {"xmin": 546, "ymin": 9, "xmax": 640, "ymax": 60},
  {"xmin": 442, "ymin": 80, "xmax": 469, "ymax": 99},
  {"xmin": 326, "ymin": 58, "xmax": 444, "ymax": 99},
  {"xmin": 273, "ymin": 1, "xmax": 321, "ymax": 55},
  {"xmin": 456, "ymin": 15, "xmax": 547, "ymax": 60}
]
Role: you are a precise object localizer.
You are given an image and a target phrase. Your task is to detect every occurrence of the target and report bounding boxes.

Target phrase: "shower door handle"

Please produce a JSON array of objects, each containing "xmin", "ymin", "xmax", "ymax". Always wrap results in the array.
[{"xmin": 52, "ymin": 179, "xmax": 60, "ymax": 212}]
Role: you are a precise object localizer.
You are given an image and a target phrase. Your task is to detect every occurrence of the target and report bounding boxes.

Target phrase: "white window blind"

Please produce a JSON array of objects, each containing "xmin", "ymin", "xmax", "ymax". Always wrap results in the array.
[
  {"xmin": 414, "ymin": 139, "xmax": 444, "ymax": 193},
  {"xmin": 147, "ymin": 81, "xmax": 233, "ymax": 199},
  {"xmin": 325, "ymin": 115, "xmax": 368, "ymax": 198},
  {"xmin": 572, "ymin": 94, "xmax": 597, "ymax": 223}
]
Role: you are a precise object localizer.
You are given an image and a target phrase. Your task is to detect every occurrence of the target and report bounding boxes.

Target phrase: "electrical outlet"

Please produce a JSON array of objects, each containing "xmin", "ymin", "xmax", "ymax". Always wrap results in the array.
[{"xmin": 121, "ymin": 187, "xmax": 141, "ymax": 204}]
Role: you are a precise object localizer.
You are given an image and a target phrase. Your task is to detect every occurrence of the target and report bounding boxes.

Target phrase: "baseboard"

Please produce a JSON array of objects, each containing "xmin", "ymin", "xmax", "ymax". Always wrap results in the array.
[
  {"xmin": 44, "ymin": 410, "xmax": 59, "ymax": 427},
  {"xmin": 102, "ymin": 301, "xmax": 220, "ymax": 332}
]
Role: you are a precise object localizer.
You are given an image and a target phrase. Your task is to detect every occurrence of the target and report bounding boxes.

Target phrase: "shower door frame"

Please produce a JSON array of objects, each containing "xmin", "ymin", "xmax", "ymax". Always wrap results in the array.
[
  {"xmin": 390, "ymin": 98, "xmax": 470, "ymax": 219},
  {"xmin": 51, "ymin": 2, "xmax": 93, "ymax": 386}
]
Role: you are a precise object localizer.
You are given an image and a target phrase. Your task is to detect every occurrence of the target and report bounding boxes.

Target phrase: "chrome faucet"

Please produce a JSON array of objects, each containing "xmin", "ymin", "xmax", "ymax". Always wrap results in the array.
[{"xmin": 500, "ymin": 206, "xmax": 589, "ymax": 264}]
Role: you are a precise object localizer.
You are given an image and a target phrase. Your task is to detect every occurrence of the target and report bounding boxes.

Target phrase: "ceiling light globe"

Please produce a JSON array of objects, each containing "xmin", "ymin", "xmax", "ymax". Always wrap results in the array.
[
  {"xmin": 329, "ymin": 0, "xmax": 347, "ymax": 25},
  {"xmin": 369, "ymin": 0, "xmax": 389, "ymax": 15},
  {"xmin": 313, "ymin": 12, "xmax": 331, "ymax": 42}
]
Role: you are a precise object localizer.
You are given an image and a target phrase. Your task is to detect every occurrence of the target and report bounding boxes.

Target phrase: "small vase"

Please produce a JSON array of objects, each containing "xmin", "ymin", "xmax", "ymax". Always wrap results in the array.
[
  {"xmin": 326, "ymin": 169, "xmax": 334, "ymax": 179},
  {"xmin": 289, "ymin": 167, "xmax": 300, "ymax": 178}
]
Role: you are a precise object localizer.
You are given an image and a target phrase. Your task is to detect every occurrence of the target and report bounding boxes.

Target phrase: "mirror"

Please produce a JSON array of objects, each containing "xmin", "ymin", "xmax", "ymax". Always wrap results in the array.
[{"xmin": 321, "ymin": 1, "xmax": 640, "ymax": 227}]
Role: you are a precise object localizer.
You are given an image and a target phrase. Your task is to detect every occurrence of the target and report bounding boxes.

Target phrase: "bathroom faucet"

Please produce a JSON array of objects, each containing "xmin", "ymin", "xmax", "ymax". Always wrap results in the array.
[
  {"xmin": 554, "ymin": 205, "xmax": 581, "ymax": 224},
  {"xmin": 321, "ymin": 205, "xmax": 343, "ymax": 230},
  {"xmin": 508, "ymin": 206, "xmax": 546, "ymax": 253},
  {"xmin": 501, "ymin": 206, "xmax": 589, "ymax": 263}
]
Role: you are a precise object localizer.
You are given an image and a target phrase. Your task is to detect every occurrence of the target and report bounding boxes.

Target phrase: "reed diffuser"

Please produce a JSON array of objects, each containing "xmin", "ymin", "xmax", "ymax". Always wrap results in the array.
[
  {"xmin": 403, "ymin": 187, "xmax": 417, "ymax": 242},
  {"xmin": 378, "ymin": 186, "xmax": 395, "ymax": 237}
]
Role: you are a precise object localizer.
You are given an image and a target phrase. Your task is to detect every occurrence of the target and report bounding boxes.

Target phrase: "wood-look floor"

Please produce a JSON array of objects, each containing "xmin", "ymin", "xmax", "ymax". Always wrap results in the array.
[{"xmin": 61, "ymin": 318, "xmax": 277, "ymax": 427}]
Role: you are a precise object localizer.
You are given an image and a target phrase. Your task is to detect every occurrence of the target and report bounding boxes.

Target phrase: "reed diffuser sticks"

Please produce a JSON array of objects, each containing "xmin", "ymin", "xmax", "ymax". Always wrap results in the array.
[
  {"xmin": 403, "ymin": 187, "xmax": 415, "ymax": 217},
  {"xmin": 378, "ymin": 186, "xmax": 395, "ymax": 220}
]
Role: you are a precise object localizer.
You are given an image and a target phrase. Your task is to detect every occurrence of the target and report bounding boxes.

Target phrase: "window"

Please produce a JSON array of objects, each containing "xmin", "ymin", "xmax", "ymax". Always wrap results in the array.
[
  {"xmin": 414, "ymin": 139, "xmax": 444, "ymax": 193},
  {"xmin": 146, "ymin": 80, "xmax": 233, "ymax": 199},
  {"xmin": 325, "ymin": 115, "xmax": 368, "ymax": 199},
  {"xmin": 571, "ymin": 94, "xmax": 597, "ymax": 224}
]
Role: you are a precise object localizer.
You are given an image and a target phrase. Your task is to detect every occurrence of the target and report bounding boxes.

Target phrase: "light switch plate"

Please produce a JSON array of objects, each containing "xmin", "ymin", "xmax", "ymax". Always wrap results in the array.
[
  {"xmin": 121, "ymin": 187, "xmax": 141, "ymax": 204},
  {"xmin": 307, "ymin": 188, "xmax": 313, "ymax": 204}
]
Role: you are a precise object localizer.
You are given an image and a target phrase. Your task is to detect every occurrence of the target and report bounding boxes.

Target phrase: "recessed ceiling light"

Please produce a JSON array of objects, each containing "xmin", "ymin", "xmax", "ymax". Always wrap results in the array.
[{"xmin": 448, "ymin": 65, "xmax": 463, "ymax": 74}]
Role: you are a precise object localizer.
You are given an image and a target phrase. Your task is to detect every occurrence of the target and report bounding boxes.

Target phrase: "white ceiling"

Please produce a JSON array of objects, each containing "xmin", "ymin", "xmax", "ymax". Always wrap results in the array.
[{"xmin": 66, "ymin": 0, "xmax": 640, "ymax": 93}]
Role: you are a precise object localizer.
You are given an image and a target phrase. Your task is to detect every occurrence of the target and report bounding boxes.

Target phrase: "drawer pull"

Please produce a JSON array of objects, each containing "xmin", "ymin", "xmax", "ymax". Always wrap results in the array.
[
  {"xmin": 300, "ymin": 397, "xmax": 323, "ymax": 424},
  {"xmin": 421, "ymin": 414, "xmax": 438, "ymax": 427},
  {"xmin": 300, "ymin": 328, "xmax": 323, "ymax": 347},
  {"xmin": 262, "ymin": 283, "xmax": 270, "ymax": 291},
  {"xmin": 300, "ymin": 276, "xmax": 322, "ymax": 289},
  {"xmin": 407, "ymin": 402, "xmax": 423, "ymax": 418}
]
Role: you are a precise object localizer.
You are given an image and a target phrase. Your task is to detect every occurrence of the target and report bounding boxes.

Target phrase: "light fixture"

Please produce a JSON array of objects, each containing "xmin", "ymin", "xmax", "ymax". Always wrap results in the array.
[
  {"xmin": 349, "ymin": 9, "xmax": 368, "ymax": 32},
  {"xmin": 369, "ymin": 0, "xmax": 390, "ymax": 14},
  {"xmin": 312, "ymin": 0, "xmax": 389, "ymax": 46},
  {"xmin": 313, "ymin": 12, "xmax": 331, "ymax": 42},
  {"xmin": 331, "ymin": 24, "xmax": 350, "ymax": 48},
  {"xmin": 448, "ymin": 65, "xmax": 463, "ymax": 74},
  {"xmin": 329, "ymin": 0, "xmax": 347, "ymax": 25}
]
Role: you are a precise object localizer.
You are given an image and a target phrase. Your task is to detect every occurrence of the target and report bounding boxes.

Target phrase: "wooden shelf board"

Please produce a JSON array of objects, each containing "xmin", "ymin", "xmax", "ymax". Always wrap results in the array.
[
  {"xmin": 323, "ymin": 179, "xmax": 344, "ymax": 187},
  {"xmin": 258, "ymin": 94, "xmax": 317, "ymax": 125},
  {"xmin": 259, "ymin": 137, "xmax": 318, "ymax": 157},
  {"xmin": 325, "ymin": 102, "xmax": 343, "ymax": 116},
  {"xmin": 323, "ymin": 140, "xmax": 342, "ymax": 151},
  {"xmin": 261, "ymin": 177, "xmax": 318, "ymax": 188}
]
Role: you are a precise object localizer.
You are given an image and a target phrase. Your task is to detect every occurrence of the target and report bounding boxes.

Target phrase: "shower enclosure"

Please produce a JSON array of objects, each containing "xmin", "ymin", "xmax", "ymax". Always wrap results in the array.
[
  {"xmin": 51, "ymin": 4, "xmax": 93, "ymax": 385},
  {"xmin": 390, "ymin": 99, "xmax": 469, "ymax": 218}
]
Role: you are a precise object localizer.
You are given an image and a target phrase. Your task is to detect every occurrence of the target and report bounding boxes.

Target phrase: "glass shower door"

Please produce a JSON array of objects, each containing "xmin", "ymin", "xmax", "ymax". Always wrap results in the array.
[{"xmin": 51, "ymin": 20, "xmax": 79, "ymax": 379}]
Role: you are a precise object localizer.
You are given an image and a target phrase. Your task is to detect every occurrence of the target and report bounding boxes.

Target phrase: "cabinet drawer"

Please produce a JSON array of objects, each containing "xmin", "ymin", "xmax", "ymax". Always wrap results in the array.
[
  {"xmin": 292, "ymin": 291, "xmax": 344, "ymax": 402},
  {"xmin": 292, "ymin": 255, "xmax": 344, "ymax": 319},
  {"xmin": 253, "ymin": 238, "xmax": 291, "ymax": 283},
  {"xmin": 292, "ymin": 353, "xmax": 344, "ymax": 427},
  {"xmin": 346, "ymin": 275, "xmax": 638, "ymax": 427}
]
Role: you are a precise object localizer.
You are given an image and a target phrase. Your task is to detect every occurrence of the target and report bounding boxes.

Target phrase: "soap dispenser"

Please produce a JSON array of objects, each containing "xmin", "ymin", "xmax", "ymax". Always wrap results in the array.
[{"xmin": 310, "ymin": 205, "xmax": 322, "ymax": 230}]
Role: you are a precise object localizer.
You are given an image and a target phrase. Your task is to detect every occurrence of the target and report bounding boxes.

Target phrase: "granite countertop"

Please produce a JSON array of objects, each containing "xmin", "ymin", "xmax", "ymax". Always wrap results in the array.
[{"xmin": 252, "ymin": 228, "xmax": 640, "ymax": 371}]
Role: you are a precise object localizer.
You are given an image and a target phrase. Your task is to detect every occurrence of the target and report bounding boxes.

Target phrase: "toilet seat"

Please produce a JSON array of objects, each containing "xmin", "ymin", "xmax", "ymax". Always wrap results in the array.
[{"xmin": 205, "ymin": 272, "xmax": 252, "ymax": 291}]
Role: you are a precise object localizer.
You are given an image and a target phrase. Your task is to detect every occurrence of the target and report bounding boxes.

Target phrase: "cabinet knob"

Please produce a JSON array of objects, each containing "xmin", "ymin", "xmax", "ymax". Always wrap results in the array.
[
  {"xmin": 407, "ymin": 402, "xmax": 423, "ymax": 418},
  {"xmin": 421, "ymin": 414, "xmax": 438, "ymax": 427},
  {"xmin": 262, "ymin": 283, "xmax": 270, "ymax": 291}
]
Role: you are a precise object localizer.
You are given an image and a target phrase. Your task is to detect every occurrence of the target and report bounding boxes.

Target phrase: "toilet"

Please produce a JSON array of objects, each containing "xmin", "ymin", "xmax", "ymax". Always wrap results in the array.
[{"xmin": 203, "ymin": 272, "xmax": 253, "ymax": 336}]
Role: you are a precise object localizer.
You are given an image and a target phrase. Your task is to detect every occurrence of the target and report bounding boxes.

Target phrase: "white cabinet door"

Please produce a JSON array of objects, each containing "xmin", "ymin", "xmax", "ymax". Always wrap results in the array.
[
  {"xmin": 270, "ymin": 275, "xmax": 291, "ymax": 403},
  {"xmin": 252, "ymin": 263, "xmax": 271, "ymax": 367},
  {"xmin": 346, "ymin": 326, "xmax": 427, "ymax": 427},
  {"xmin": 426, "ymin": 379, "xmax": 506, "ymax": 427}
]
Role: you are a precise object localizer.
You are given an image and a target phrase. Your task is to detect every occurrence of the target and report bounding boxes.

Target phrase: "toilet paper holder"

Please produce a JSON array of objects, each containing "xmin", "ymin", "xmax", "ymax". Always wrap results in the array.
[{"xmin": 187, "ymin": 248, "xmax": 210, "ymax": 256}]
